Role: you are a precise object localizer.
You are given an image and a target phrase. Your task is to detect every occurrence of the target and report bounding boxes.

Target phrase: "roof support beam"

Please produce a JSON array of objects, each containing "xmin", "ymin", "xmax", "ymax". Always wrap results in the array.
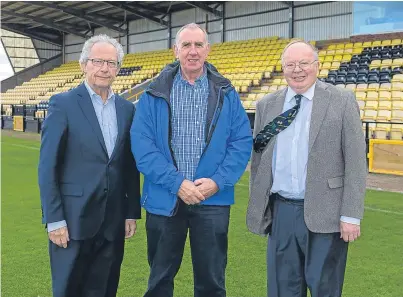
[
  {"xmin": 103, "ymin": 1, "xmax": 168, "ymax": 27},
  {"xmin": 22, "ymin": 1, "xmax": 127, "ymax": 34},
  {"xmin": 124, "ymin": 2, "xmax": 167, "ymax": 15},
  {"xmin": 184, "ymin": 2, "xmax": 222, "ymax": 18},
  {"xmin": 2, "ymin": 10, "xmax": 89, "ymax": 39},
  {"xmin": 1, "ymin": 24, "xmax": 63, "ymax": 46}
]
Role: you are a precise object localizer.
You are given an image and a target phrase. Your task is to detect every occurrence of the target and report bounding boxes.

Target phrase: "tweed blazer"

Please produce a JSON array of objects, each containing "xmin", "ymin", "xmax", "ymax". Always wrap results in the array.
[{"xmin": 247, "ymin": 80, "xmax": 367, "ymax": 236}]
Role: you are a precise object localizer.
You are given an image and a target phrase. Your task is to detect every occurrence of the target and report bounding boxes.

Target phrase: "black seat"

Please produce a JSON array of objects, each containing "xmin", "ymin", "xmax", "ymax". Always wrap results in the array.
[
  {"xmin": 361, "ymin": 48, "xmax": 370, "ymax": 55},
  {"xmin": 381, "ymin": 52, "xmax": 392, "ymax": 60},
  {"xmin": 347, "ymin": 69, "xmax": 358, "ymax": 77},
  {"xmin": 328, "ymin": 70, "xmax": 338, "ymax": 78},
  {"xmin": 358, "ymin": 67, "xmax": 369, "ymax": 76},
  {"xmin": 335, "ymin": 75, "xmax": 346, "ymax": 85},
  {"xmin": 371, "ymin": 53, "xmax": 381, "ymax": 60},
  {"xmin": 392, "ymin": 51, "xmax": 402, "ymax": 59},
  {"xmin": 392, "ymin": 66, "xmax": 403, "ymax": 76},
  {"xmin": 357, "ymin": 74, "xmax": 368, "ymax": 84},
  {"xmin": 381, "ymin": 46, "xmax": 392, "ymax": 55},
  {"xmin": 380, "ymin": 67, "xmax": 391, "ymax": 76},
  {"xmin": 339, "ymin": 62, "xmax": 349, "ymax": 72},
  {"xmin": 368, "ymin": 68, "xmax": 380, "ymax": 76},
  {"xmin": 371, "ymin": 48, "xmax": 380, "ymax": 56},
  {"xmin": 349, "ymin": 62, "xmax": 359, "ymax": 70},
  {"xmin": 325, "ymin": 76, "xmax": 336, "ymax": 84},
  {"xmin": 351, "ymin": 55, "xmax": 360, "ymax": 64},
  {"xmin": 379, "ymin": 74, "xmax": 391, "ymax": 84},
  {"xmin": 338, "ymin": 69, "xmax": 348, "ymax": 76},
  {"xmin": 368, "ymin": 74, "xmax": 380, "ymax": 84},
  {"xmin": 346, "ymin": 75, "xmax": 357, "ymax": 85},
  {"xmin": 359, "ymin": 60, "xmax": 370, "ymax": 67}
]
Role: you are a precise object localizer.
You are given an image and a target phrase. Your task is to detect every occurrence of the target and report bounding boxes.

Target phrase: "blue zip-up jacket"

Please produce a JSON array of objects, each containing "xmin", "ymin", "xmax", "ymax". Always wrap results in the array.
[{"xmin": 130, "ymin": 61, "xmax": 253, "ymax": 216}]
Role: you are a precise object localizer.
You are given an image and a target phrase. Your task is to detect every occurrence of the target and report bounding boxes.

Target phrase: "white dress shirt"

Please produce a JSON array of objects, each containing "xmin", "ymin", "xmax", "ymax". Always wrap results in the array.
[{"xmin": 271, "ymin": 82, "xmax": 360, "ymax": 225}]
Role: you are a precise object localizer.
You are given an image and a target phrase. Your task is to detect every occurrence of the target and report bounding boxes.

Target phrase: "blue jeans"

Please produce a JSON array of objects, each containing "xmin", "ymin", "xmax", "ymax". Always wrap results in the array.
[{"xmin": 144, "ymin": 200, "xmax": 230, "ymax": 297}]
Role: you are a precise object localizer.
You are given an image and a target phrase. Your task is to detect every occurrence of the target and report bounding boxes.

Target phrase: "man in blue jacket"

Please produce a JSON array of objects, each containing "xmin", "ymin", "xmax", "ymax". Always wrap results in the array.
[{"xmin": 131, "ymin": 23, "xmax": 253, "ymax": 297}]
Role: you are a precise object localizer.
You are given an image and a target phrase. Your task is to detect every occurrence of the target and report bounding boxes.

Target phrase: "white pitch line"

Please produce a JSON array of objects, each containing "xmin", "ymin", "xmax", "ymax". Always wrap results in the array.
[
  {"xmin": 1, "ymin": 142, "xmax": 40, "ymax": 151},
  {"xmin": 236, "ymin": 183, "xmax": 403, "ymax": 215}
]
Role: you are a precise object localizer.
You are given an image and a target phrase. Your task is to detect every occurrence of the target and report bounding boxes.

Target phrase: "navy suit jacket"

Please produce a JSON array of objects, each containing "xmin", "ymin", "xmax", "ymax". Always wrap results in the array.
[{"xmin": 38, "ymin": 83, "xmax": 141, "ymax": 241}]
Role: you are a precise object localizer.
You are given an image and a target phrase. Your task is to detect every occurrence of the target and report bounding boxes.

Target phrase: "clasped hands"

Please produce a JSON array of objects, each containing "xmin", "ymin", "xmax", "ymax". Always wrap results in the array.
[{"xmin": 178, "ymin": 178, "xmax": 219, "ymax": 205}]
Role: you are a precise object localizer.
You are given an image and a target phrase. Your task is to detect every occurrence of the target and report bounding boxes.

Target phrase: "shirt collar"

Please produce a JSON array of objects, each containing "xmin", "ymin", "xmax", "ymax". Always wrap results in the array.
[
  {"xmin": 175, "ymin": 66, "xmax": 208, "ymax": 85},
  {"xmin": 286, "ymin": 80, "xmax": 317, "ymax": 102},
  {"xmin": 84, "ymin": 80, "xmax": 115, "ymax": 104}
]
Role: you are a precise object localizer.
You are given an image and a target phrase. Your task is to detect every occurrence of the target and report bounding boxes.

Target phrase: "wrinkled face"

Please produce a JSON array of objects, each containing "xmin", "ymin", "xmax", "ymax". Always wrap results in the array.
[
  {"xmin": 80, "ymin": 42, "xmax": 119, "ymax": 90},
  {"xmin": 282, "ymin": 43, "xmax": 319, "ymax": 94},
  {"xmin": 174, "ymin": 28, "xmax": 210, "ymax": 76}
]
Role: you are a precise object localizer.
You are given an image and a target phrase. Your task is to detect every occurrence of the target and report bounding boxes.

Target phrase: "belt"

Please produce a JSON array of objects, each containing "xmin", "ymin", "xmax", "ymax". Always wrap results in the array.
[{"xmin": 273, "ymin": 193, "xmax": 304, "ymax": 205}]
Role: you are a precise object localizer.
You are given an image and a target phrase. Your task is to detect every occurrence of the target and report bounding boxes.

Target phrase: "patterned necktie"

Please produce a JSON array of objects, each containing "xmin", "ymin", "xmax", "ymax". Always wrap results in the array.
[{"xmin": 253, "ymin": 94, "xmax": 302, "ymax": 153}]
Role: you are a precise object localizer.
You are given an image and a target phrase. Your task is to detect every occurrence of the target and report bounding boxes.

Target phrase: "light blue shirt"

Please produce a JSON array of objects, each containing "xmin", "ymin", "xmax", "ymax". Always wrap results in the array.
[
  {"xmin": 47, "ymin": 81, "xmax": 118, "ymax": 232},
  {"xmin": 271, "ymin": 82, "xmax": 360, "ymax": 225}
]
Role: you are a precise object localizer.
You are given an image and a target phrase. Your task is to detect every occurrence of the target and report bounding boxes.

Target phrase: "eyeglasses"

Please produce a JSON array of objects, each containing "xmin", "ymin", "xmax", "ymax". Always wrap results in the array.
[
  {"xmin": 87, "ymin": 58, "xmax": 120, "ymax": 69},
  {"xmin": 283, "ymin": 60, "xmax": 318, "ymax": 71}
]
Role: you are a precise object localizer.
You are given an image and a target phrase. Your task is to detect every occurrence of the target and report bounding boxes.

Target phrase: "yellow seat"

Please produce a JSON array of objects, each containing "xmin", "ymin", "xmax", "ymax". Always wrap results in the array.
[
  {"xmin": 372, "ymin": 40, "xmax": 382, "ymax": 47},
  {"xmin": 335, "ymin": 49, "xmax": 344, "ymax": 55},
  {"xmin": 319, "ymin": 69, "xmax": 329, "ymax": 78},
  {"xmin": 379, "ymin": 91, "xmax": 392, "ymax": 101},
  {"xmin": 357, "ymin": 100, "xmax": 365, "ymax": 110},
  {"xmin": 321, "ymin": 62, "xmax": 331, "ymax": 70},
  {"xmin": 330, "ymin": 62, "xmax": 340, "ymax": 71},
  {"xmin": 355, "ymin": 91, "xmax": 367, "ymax": 100},
  {"xmin": 392, "ymin": 58, "xmax": 403, "ymax": 67},
  {"xmin": 378, "ymin": 101, "xmax": 392, "ymax": 110},
  {"xmin": 390, "ymin": 124, "xmax": 403, "ymax": 140},
  {"xmin": 261, "ymin": 85, "xmax": 270, "ymax": 92},
  {"xmin": 391, "ymin": 90, "xmax": 403, "ymax": 100},
  {"xmin": 381, "ymin": 40, "xmax": 392, "ymax": 46},
  {"xmin": 367, "ymin": 91, "xmax": 379, "ymax": 101},
  {"xmin": 381, "ymin": 59, "xmax": 392, "ymax": 68},
  {"xmin": 328, "ymin": 44, "xmax": 336, "ymax": 50},
  {"xmin": 367, "ymin": 83, "xmax": 380, "ymax": 91},
  {"xmin": 247, "ymin": 93, "xmax": 257, "ymax": 100},
  {"xmin": 363, "ymin": 41, "xmax": 372, "ymax": 48},
  {"xmin": 318, "ymin": 50, "xmax": 327, "ymax": 56},
  {"xmin": 393, "ymin": 101, "xmax": 403, "ymax": 110},
  {"xmin": 370, "ymin": 60, "xmax": 381, "ymax": 69},
  {"xmin": 391, "ymin": 110, "xmax": 403, "ymax": 122},
  {"xmin": 374, "ymin": 123, "xmax": 390, "ymax": 139},
  {"xmin": 346, "ymin": 84, "xmax": 356, "ymax": 91},
  {"xmin": 345, "ymin": 43, "xmax": 354, "ymax": 49},
  {"xmin": 379, "ymin": 83, "xmax": 392, "ymax": 91},
  {"xmin": 392, "ymin": 74, "xmax": 403, "ymax": 83},
  {"xmin": 352, "ymin": 48, "xmax": 363, "ymax": 55},
  {"xmin": 324, "ymin": 55, "xmax": 334, "ymax": 62},
  {"xmin": 272, "ymin": 78, "xmax": 282, "ymax": 86},
  {"xmin": 336, "ymin": 84, "xmax": 345, "ymax": 89},
  {"xmin": 356, "ymin": 84, "xmax": 368, "ymax": 92},
  {"xmin": 256, "ymin": 93, "xmax": 266, "ymax": 100},
  {"xmin": 365, "ymin": 101, "xmax": 378, "ymax": 110},
  {"xmin": 341, "ymin": 54, "xmax": 352, "ymax": 62},
  {"xmin": 362, "ymin": 110, "xmax": 377, "ymax": 121},
  {"xmin": 392, "ymin": 82, "xmax": 403, "ymax": 91},
  {"xmin": 268, "ymin": 85, "xmax": 278, "ymax": 93},
  {"xmin": 392, "ymin": 39, "xmax": 402, "ymax": 46}
]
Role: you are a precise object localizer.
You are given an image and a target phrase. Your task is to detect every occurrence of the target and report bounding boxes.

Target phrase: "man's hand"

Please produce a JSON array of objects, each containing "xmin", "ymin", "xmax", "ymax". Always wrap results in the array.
[
  {"xmin": 49, "ymin": 226, "xmax": 69, "ymax": 248},
  {"xmin": 194, "ymin": 178, "xmax": 219, "ymax": 199},
  {"xmin": 178, "ymin": 180, "xmax": 205, "ymax": 205},
  {"xmin": 125, "ymin": 219, "xmax": 137, "ymax": 239},
  {"xmin": 340, "ymin": 221, "xmax": 361, "ymax": 242}
]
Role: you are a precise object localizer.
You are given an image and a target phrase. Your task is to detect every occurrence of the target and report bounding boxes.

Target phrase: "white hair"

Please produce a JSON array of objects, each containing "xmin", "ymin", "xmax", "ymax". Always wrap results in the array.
[
  {"xmin": 281, "ymin": 39, "xmax": 319, "ymax": 64},
  {"xmin": 175, "ymin": 23, "xmax": 209, "ymax": 46},
  {"xmin": 79, "ymin": 34, "xmax": 124, "ymax": 65}
]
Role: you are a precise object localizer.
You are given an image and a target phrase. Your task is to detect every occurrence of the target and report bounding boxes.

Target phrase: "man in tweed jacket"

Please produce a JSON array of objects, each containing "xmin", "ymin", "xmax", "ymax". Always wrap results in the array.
[{"xmin": 247, "ymin": 40, "xmax": 367, "ymax": 297}]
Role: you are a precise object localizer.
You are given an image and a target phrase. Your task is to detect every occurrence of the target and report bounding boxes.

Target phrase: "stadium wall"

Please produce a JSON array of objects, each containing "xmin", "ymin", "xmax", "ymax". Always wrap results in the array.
[
  {"xmin": 31, "ymin": 39, "xmax": 61, "ymax": 62},
  {"xmin": 63, "ymin": 1, "xmax": 353, "ymax": 62}
]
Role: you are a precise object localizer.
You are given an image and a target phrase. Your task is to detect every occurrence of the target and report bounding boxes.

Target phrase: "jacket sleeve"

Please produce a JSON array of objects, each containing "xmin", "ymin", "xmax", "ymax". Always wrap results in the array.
[
  {"xmin": 125, "ymin": 104, "xmax": 141, "ymax": 219},
  {"xmin": 211, "ymin": 89, "xmax": 253, "ymax": 191},
  {"xmin": 340, "ymin": 91, "xmax": 367, "ymax": 219},
  {"xmin": 38, "ymin": 95, "xmax": 67, "ymax": 224},
  {"xmin": 130, "ymin": 93, "xmax": 185, "ymax": 195}
]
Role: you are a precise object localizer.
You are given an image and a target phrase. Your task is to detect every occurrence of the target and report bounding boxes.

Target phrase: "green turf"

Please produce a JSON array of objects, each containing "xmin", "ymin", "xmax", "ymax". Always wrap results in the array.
[{"xmin": 1, "ymin": 135, "xmax": 403, "ymax": 297}]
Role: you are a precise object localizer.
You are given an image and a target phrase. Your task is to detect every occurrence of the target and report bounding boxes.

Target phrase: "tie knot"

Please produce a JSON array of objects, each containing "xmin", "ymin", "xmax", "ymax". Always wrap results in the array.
[{"xmin": 294, "ymin": 94, "xmax": 302, "ymax": 105}]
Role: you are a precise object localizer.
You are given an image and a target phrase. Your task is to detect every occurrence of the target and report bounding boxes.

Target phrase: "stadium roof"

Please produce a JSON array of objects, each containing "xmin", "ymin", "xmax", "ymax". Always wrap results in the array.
[{"xmin": 1, "ymin": 1, "xmax": 223, "ymax": 46}]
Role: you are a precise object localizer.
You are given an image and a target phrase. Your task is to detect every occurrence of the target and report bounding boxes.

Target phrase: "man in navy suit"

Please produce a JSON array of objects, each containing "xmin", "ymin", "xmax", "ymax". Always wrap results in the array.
[{"xmin": 38, "ymin": 34, "xmax": 141, "ymax": 297}]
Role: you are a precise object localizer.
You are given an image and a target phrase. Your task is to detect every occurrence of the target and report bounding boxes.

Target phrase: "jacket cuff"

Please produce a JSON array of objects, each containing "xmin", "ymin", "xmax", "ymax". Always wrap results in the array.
[
  {"xmin": 171, "ymin": 174, "xmax": 186, "ymax": 196},
  {"xmin": 211, "ymin": 173, "xmax": 225, "ymax": 191}
]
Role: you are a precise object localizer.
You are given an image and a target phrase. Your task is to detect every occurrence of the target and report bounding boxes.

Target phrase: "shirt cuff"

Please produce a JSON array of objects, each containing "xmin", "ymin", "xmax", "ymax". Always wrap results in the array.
[
  {"xmin": 47, "ymin": 220, "xmax": 67, "ymax": 232},
  {"xmin": 340, "ymin": 216, "xmax": 360, "ymax": 225}
]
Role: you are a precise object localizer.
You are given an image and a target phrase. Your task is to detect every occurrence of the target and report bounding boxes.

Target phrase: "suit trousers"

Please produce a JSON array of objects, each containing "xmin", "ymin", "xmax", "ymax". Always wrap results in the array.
[
  {"xmin": 267, "ymin": 195, "xmax": 348, "ymax": 297},
  {"xmin": 144, "ymin": 200, "xmax": 230, "ymax": 297},
  {"xmin": 49, "ymin": 230, "xmax": 125, "ymax": 297}
]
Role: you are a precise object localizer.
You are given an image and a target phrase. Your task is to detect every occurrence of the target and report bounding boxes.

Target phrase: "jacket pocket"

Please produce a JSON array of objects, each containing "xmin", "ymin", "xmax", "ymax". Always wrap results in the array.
[
  {"xmin": 60, "ymin": 183, "xmax": 83, "ymax": 197},
  {"xmin": 327, "ymin": 176, "xmax": 344, "ymax": 189}
]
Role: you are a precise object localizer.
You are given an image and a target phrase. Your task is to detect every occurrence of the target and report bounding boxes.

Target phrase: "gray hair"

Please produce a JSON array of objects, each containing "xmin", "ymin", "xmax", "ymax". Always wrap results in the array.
[
  {"xmin": 281, "ymin": 39, "xmax": 319, "ymax": 64},
  {"xmin": 175, "ymin": 23, "xmax": 209, "ymax": 46},
  {"xmin": 79, "ymin": 34, "xmax": 124, "ymax": 65}
]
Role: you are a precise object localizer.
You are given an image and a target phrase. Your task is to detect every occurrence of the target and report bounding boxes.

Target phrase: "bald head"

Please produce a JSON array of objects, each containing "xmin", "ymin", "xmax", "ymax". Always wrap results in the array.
[{"xmin": 281, "ymin": 40, "xmax": 318, "ymax": 65}]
